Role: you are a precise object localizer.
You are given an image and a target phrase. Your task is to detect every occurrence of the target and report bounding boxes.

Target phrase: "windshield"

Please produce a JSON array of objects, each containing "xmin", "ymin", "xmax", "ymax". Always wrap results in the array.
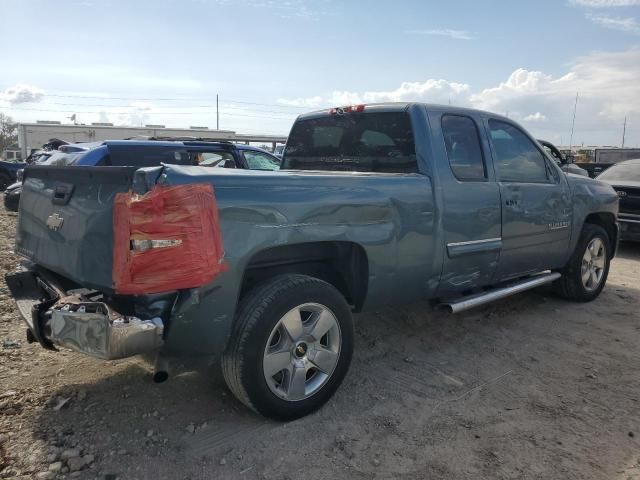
[
  {"xmin": 597, "ymin": 161, "xmax": 640, "ymax": 182},
  {"xmin": 37, "ymin": 151, "xmax": 81, "ymax": 166},
  {"xmin": 282, "ymin": 111, "xmax": 417, "ymax": 173}
]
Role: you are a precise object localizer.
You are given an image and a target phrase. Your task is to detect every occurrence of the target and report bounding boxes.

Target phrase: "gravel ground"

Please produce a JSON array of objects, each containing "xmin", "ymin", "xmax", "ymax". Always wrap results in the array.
[{"xmin": 1, "ymin": 204, "xmax": 640, "ymax": 480}]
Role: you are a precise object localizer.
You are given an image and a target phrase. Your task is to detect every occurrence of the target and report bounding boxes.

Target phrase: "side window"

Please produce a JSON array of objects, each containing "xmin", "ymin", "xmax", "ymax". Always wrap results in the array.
[
  {"xmin": 191, "ymin": 151, "xmax": 236, "ymax": 168},
  {"xmin": 489, "ymin": 120, "xmax": 549, "ymax": 183},
  {"xmin": 441, "ymin": 115, "xmax": 486, "ymax": 181},
  {"xmin": 243, "ymin": 151, "xmax": 281, "ymax": 170}
]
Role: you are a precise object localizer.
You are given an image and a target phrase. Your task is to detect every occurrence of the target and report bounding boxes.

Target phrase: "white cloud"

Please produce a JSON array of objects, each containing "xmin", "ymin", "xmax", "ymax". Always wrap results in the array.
[
  {"xmin": 571, "ymin": 0, "xmax": 640, "ymax": 6},
  {"xmin": 210, "ymin": 0, "xmax": 326, "ymax": 19},
  {"xmin": 406, "ymin": 29, "xmax": 474, "ymax": 40},
  {"xmin": 330, "ymin": 79, "xmax": 471, "ymax": 106},
  {"xmin": 97, "ymin": 111, "xmax": 110, "ymax": 123},
  {"xmin": 278, "ymin": 48, "xmax": 640, "ymax": 145},
  {"xmin": 1, "ymin": 84, "xmax": 45, "ymax": 104},
  {"xmin": 524, "ymin": 112, "xmax": 547, "ymax": 122},
  {"xmin": 585, "ymin": 13, "xmax": 640, "ymax": 33}
]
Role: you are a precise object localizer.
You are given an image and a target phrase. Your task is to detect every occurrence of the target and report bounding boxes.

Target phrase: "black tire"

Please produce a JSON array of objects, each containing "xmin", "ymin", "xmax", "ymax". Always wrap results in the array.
[
  {"xmin": 0, "ymin": 173, "xmax": 11, "ymax": 191},
  {"xmin": 221, "ymin": 274, "xmax": 354, "ymax": 420},
  {"xmin": 555, "ymin": 223, "xmax": 611, "ymax": 302}
]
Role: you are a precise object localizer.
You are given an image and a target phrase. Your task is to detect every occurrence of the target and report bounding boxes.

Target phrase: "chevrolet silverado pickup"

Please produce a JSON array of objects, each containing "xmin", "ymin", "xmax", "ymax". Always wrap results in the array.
[{"xmin": 6, "ymin": 103, "xmax": 619, "ymax": 420}]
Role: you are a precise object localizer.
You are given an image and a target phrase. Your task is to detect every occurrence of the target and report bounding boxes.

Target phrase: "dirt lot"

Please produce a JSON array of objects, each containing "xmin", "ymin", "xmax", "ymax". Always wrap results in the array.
[{"xmin": 1, "ymin": 205, "xmax": 640, "ymax": 480}]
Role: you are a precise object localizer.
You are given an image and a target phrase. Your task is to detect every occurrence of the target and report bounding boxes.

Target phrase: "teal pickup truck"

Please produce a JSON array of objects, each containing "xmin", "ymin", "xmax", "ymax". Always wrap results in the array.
[{"xmin": 7, "ymin": 103, "xmax": 619, "ymax": 420}]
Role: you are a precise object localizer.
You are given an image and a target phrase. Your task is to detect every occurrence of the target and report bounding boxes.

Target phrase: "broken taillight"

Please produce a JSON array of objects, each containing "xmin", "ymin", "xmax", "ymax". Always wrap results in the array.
[
  {"xmin": 112, "ymin": 184, "xmax": 227, "ymax": 295},
  {"xmin": 329, "ymin": 104, "xmax": 366, "ymax": 115}
]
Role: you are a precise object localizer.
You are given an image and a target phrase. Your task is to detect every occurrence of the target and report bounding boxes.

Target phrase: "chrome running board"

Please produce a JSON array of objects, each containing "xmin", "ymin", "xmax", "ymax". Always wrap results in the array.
[{"xmin": 437, "ymin": 272, "xmax": 561, "ymax": 314}]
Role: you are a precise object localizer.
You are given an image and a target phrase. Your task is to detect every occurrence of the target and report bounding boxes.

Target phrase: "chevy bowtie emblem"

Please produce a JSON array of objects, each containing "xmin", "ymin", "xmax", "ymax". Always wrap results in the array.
[
  {"xmin": 46, "ymin": 213, "xmax": 64, "ymax": 231},
  {"xmin": 617, "ymin": 191, "xmax": 627, "ymax": 197}
]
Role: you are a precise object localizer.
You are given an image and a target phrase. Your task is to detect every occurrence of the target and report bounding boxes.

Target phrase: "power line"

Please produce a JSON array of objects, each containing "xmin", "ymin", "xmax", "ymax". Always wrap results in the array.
[
  {"xmin": 0, "ymin": 105, "xmax": 296, "ymax": 120},
  {"xmin": 5, "ymin": 100, "xmax": 303, "ymax": 115},
  {"xmin": 0, "ymin": 88, "xmax": 314, "ymax": 110},
  {"xmin": 224, "ymin": 98, "xmax": 321, "ymax": 110}
]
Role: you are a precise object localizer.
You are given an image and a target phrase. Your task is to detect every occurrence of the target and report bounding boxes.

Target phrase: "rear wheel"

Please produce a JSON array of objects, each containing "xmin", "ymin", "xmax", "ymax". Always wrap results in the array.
[
  {"xmin": 222, "ymin": 274, "xmax": 354, "ymax": 420},
  {"xmin": 556, "ymin": 223, "xmax": 611, "ymax": 302}
]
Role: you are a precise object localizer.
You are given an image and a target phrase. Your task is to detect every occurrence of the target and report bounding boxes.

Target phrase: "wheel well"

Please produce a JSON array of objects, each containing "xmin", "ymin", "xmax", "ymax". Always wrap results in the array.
[
  {"xmin": 241, "ymin": 241, "xmax": 369, "ymax": 311},
  {"xmin": 584, "ymin": 212, "xmax": 617, "ymax": 257}
]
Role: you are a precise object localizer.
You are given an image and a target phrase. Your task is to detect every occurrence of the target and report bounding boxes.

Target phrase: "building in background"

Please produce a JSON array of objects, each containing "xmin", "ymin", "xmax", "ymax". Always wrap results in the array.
[{"xmin": 1, "ymin": 146, "xmax": 22, "ymax": 162}]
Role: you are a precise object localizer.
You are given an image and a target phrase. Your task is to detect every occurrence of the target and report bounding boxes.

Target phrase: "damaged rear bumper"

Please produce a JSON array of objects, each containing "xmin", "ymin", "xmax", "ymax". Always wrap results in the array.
[{"xmin": 5, "ymin": 269, "xmax": 164, "ymax": 360}]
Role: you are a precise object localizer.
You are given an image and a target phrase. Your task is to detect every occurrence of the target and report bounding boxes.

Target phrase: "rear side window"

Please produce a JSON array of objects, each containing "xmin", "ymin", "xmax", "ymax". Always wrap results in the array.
[
  {"xmin": 282, "ymin": 112, "xmax": 417, "ymax": 173},
  {"xmin": 243, "ymin": 151, "xmax": 281, "ymax": 170},
  {"xmin": 108, "ymin": 147, "xmax": 190, "ymax": 167},
  {"xmin": 489, "ymin": 120, "xmax": 549, "ymax": 183},
  {"xmin": 441, "ymin": 115, "xmax": 486, "ymax": 180}
]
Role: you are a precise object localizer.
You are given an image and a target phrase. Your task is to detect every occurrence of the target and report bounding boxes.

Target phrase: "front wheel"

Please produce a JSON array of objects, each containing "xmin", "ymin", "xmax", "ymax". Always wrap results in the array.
[
  {"xmin": 222, "ymin": 274, "xmax": 354, "ymax": 420},
  {"xmin": 556, "ymin": 223, "xmax": 611, "ymax": 302}
]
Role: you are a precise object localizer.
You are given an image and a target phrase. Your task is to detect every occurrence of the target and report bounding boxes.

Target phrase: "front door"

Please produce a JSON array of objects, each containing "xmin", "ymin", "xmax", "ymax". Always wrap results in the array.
[
  {"xmin": 431, "ymin": 112, "xmax": 502, "ymax": 295},
  {"xmin": 486, "ymin": 119, "xmax": 572, "ymax": 280}
]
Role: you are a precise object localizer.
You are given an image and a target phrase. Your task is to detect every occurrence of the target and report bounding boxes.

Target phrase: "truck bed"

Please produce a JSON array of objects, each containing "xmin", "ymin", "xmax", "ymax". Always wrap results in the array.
[{"xmin": 16, "ymin": 164, "xmax": 437, "ymax": 307}]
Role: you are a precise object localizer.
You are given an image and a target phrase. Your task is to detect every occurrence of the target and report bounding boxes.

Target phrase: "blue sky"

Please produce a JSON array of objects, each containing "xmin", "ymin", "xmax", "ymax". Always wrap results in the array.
[{"xmin": 1, "ymin": 0, "xmax": 639, "ymax": 145}]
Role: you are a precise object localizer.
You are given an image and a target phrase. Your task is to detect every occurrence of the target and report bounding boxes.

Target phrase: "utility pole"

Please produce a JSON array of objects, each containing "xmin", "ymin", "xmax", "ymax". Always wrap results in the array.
[
  {"xmin": 216, "ymin": 94, "xmax": 219, "ymax": 130},
  {"xmin": 568, "ymin": 92, "xmax": 579, "ymax": 153},
  {"xmin": 622, "ymin": 116, "xmax": 627, "ymax": 148}
]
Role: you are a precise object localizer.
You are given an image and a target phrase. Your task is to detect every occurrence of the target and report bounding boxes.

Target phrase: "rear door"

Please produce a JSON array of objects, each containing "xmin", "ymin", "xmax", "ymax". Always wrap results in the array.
[
  {"xmin": 486, "ymin": 119, "xmax": 572, "ymax": 280},
  {"xmin": 429, "ymin": 111, "xmax": 502, "ymax": 295}
]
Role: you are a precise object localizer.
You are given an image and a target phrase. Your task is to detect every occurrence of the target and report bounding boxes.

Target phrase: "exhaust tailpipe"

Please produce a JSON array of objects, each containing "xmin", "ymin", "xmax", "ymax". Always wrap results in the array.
[{"xmin": 153, "ymin": 355, "xmax": 170, "ymax": 383}]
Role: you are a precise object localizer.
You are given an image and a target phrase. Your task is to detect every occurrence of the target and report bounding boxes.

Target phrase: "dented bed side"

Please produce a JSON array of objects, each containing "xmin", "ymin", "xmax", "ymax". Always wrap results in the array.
[{"xmin": 155, "ymin": 165, "xmax": 439, "ymax": 357}]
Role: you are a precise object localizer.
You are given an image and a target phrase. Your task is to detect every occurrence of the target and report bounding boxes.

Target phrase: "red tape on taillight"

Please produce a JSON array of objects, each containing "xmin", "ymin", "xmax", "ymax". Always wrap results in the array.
[{"xmin": 112, "ymin": 184, "xmax": 227, "ymax": 295}]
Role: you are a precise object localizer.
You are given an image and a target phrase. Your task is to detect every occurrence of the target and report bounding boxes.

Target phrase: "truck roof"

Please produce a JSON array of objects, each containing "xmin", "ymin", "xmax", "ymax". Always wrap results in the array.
[{"xmin": 296, "ymin": 102, "xmax": 511, "ymax": 122}]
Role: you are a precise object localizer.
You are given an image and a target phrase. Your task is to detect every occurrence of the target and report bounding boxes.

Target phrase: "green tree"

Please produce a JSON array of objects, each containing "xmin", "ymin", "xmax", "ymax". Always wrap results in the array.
[{"xmin": 0, "ymin": 113, "xmax": 18, "ymax": 154}]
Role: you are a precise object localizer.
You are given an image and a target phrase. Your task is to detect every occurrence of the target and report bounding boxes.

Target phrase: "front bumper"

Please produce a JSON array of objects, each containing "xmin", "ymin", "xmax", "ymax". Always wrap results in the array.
[
  {"xmin": 3, "ymin": 182, "xmax": 20, "ymax": 212},
  {"xmin": 5, "ymin": 269, "xmax": 164, "ymax": 360}
]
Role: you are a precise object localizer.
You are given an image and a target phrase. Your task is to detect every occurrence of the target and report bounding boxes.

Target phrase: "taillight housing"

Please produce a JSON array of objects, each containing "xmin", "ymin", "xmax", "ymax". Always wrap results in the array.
[{"xmin": 112, "ymin": 184, "xmax": 227, "ymax": 295}]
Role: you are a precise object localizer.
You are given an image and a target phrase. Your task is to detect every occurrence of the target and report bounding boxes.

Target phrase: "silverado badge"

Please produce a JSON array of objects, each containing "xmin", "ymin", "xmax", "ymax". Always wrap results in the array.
[{"xmin": 46, "ymin": 213, "xmax": 64, "ymax": 231}]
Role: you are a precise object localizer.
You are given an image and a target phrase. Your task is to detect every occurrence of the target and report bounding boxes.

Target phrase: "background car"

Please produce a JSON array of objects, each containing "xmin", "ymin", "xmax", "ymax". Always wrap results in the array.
[
  {"xmin": 4, "ymin": 140, "xmax": 281, "ymax": 212},
  {"xmin": 0, "ymin": 158, "xmax": 27, "ymax": 191},
  {"xmin": 3, "ymin": 148, "xmax": 88, "ymax": 211},
  {"xmin": 538, "ymin": 139, "xmax": 589, "ymax": 177},
  {"xmin": 596, "ymin": 158, "xmax": 640, "ymax": 241}
]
